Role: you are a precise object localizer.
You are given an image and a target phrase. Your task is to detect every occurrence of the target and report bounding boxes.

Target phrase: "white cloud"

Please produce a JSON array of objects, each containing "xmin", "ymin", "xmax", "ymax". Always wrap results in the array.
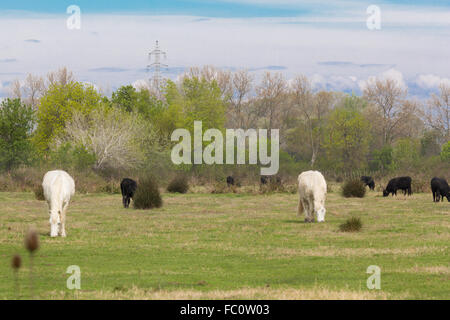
[
  {"xmin": 358, "ymin": 68, "xmax": 407, "ymax": 92},
  {"xmin": 416, "ymin": 74, "xmax": 450, "ymax": 89},
  {"xmin": 132, "ymin": 79, "xmax": 151, "ymax": 91}
]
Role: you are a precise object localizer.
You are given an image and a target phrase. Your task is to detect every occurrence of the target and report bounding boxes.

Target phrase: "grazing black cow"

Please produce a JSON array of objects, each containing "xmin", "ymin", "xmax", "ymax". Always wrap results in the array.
[
  {"xmin": 260, "ymin": 176, "xmax": 281, "ymax": 185},
  {"xmin": 226, "ymin": 176, "xmax": 234, "ymax": 187},
  {"xmin": 260, "ymin": 176, "xmax": 269, "ymax": 185},
  {"xmin": 383, "ymin": 176, "xmax": 412, "ymax": 197},
  {"xmin": 361, "ymin": 176, "xmax": 375, "ymax": 190},
  {"xmin": 431, "ymin": 177, "xmax": 450, "ymax": 202},
  {"xmin": 120, "ymin": 178, "xmax": 137, "ymax": 208}
]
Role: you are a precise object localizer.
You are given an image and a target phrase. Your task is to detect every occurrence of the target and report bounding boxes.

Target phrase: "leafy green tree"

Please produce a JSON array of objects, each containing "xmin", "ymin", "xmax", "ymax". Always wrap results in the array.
[
  {"xmin": 322, "ymin": 107, "xmax": 370, "ymax": 171},
  {"xmin": 441, "ymin": 141, "xmax": 450, "ymax": 163},
  {"xmin": 392, "ymin": 138, "xmax": 421, "ymax": 169},
  {"xmin": 111, "ymin": 85, "xmax": 138, "ymax": 112},
  {"xmin": 34, "ymin": 82, "xmax": 101, "ymax": 151},
  {"xmin": 160, "ymin": 77, "xmax": 226, "ymax": 140},
  {"xmin": 369, "ymin": 145, "xmax": 393, "ymax": 171},
  {"xmin": 0, "ymin": 99, "xmax": 35, "ymax": 170}
]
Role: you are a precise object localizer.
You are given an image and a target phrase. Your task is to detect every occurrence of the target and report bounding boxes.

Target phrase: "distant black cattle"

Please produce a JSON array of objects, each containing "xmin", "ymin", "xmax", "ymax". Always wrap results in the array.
[
  {"xmin": 361, "ymin": 176, "xmax": 375, "ymax": 190},
  {"xmin": 260, "ymin": 176, "xmax": 281, "ymax": 185},
  {"xmin": 260, "ymin": 176, "xmax": 269, "ymax": 185},
  {"xmin": 431, "ymin": 177, "xmax": 450, "ymax": 202},
  {"xmin": 383, "ymin": 176, "xmax": 412, "ymax": 197},
  {"xmin": 226, "ymin": 176, "xmax": 234, "ymax": 187},
  {"xmin": 120, "ymin": 178, "xmax": 137, "ymax": 208}
]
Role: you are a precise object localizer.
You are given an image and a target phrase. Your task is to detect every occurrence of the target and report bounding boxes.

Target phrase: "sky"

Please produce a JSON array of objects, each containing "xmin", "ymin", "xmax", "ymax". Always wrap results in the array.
[{"xmin": 1, "ymin": 0, "xmax": 450, "ymax": 99}]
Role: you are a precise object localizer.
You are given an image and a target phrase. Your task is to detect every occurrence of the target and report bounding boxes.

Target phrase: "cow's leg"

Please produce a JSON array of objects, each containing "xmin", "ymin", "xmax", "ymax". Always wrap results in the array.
[
  {"xmin": 122, "ymin": 195, "xmax": 127, "ymax": 208},
  {"xmin": 127, "ymin": 196, "xmax": 131, "ymax": 208},
  {"xmin": 60, "ymin": 202, "xmax": 69, "ymax": 237}
]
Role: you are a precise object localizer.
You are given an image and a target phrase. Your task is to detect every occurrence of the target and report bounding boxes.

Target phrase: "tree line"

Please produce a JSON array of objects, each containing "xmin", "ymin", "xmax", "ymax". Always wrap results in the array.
[{"xmin": 1, "ymin": 66, "xmax": 449, "ymax": 178}]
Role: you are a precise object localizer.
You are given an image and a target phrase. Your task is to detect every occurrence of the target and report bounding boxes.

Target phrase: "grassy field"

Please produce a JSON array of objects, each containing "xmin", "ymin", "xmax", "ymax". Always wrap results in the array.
[{"xmin": 0, "ymin": 188, "xmax": 448, "ymax": 300}]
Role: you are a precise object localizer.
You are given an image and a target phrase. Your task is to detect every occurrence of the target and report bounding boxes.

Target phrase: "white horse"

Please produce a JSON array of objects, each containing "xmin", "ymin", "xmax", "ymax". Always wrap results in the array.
[
  {"xmin": 42, "ymin": 170, "xmax": 75, "ymax": 237},
  {"xmin": 297, "ymin": 170, "xmax": 327, "ymax": 222}
]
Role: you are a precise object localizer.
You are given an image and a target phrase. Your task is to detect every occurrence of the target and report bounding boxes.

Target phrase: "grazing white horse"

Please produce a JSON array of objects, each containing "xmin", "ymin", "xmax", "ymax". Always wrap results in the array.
[
  {"xmin": 42, "ymin": 170, "xmax": 75, "ymax": 237},
  {"xmin": 297, "ymin": 170, "xmax": 327, "ymax": 222}
]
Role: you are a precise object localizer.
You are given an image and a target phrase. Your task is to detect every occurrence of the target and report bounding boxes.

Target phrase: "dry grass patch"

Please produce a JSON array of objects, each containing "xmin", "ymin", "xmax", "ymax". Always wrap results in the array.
[{"xmin": 44, "ymin": 285, "xmax": 400, "ymax": 300}]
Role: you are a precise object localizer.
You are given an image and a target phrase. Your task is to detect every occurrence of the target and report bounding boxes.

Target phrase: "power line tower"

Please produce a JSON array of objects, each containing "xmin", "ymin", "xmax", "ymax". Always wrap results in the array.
[{"xmin": 147, "ymin": 40, "xmax": 167, "ymax": 96}]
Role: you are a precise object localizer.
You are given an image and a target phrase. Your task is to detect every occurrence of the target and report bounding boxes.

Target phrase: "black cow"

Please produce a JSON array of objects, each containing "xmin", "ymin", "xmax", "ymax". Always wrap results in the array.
[
  {"xmin": 431, "ymin": 177, "xmax": 450, "ymax": 202},
  {"xmin": 383, "ymin": 176, "xmax": 412, "ymax": 197},
  {"xmin": 120, "ymin": 178, "xmax": 137, "ymax": 208},
  {"xmin": 361, "ymin": 176, "xmax": 375, "ymax": 190},
  {"xmin": 260, "ymin": 176, "xmax": 281, "ymax": 185},
  {"xmin": 226, "ymin": 176, "xmax": 234, "ymax": 187}
]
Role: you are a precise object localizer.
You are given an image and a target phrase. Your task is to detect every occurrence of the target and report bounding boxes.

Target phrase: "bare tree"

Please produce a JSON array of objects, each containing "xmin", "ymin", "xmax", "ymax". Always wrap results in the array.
[
  {"xmin": 363, "ymin": 78, "xmax": 407, "ymax": 144},
  {"xmin": 227, "ymin": 69, "xmax": 254, "ymax": 128},
  {"xmin": 395, "ymin": 100, "xmax": 423, "ymax": 140},
  {"xmin": 290, "ymin": 76, "xmax": 333, "ymax": 167},
  {"xmin": 256, "ymin": 72, "xmax": 287, "ymax": 131},
  {"xmin": 46, "ymin": 67, "xmax": 75, "ymax": 88},
  {"xmin": 8, "ymin": 74, "xmax": 45, "ymax": 110},
  {"xmin": 56, "ymin": 106, "xmax": 146, "ymax": 170},
  {"xmin": 425, "ymin": 84, "xmax": 450, "ymax": 143}
]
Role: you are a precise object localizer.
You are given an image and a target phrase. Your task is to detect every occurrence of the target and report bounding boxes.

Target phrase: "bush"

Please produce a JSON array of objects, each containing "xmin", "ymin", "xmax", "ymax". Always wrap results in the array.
[
  {"xmin": 339, "ymin": 217, "xmax": 362, "ymax": 232},
  {"xmin": 133, "ymin": 175, "xmax": 162, "ymax": 209},
  {"xmin": 167, "ymin": 175, "xmax": 189, "ymax": 193},
  {"xmin": 342, "ymin": 179, "xmax": 366, "ymax": 198},
  {"xmin": 411, "ymin": 179, "xmax": 428, "ymax": 193},
  {"xmin": 34, "ymin": 185, "xmax": 45, "ymax": 201}
]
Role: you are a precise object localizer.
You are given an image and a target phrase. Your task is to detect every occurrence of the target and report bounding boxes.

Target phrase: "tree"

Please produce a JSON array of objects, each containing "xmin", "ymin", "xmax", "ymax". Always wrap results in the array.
[
  {"xmin": 256, "ymin": 72, "xmax": 287, "ymax": 131},
  {"xmin": 290, "ymin": 76, "xmax": 333, "ymax": 167},
  {"xmin": 392, "ymin": 138, "xmax": 421, "ymax": 170},
  {"xmin": 425, "ymin": 84, "xmax": 450, "ymax": 144},
  {"xmin": 228, "ymin": 70, "xmax": 254, "ymax": 128},
  {"xmin": 55, "ymin": 105, "xmax": 147, "ymax": 170},
  {"xmin": 322, "ymin": 107, "xmax": 370, "ymax": 171},
  {"xmin": 363, "ymin": 78, "xmax": 406, "ymax": 145},
  {"xmin": 0, "ymin": 99, "xmax": 35, "ymax": 170},
  {"xmin": 34, "ymin": 82, "xmax": 101, "ymax": 151},
  {"xmin": 441, "ymin": 141, "xmax": 450, "ymax": 163},
  {"xmin": 163, "ymin": 76, "xmax": 226, "ymax": 136},
  {"xmin": 111, "ymin": 85, "xmax": 138, "ymax": 112}
]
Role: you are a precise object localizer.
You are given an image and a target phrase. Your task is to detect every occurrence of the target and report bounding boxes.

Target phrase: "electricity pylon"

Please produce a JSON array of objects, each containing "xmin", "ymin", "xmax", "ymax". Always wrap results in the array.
[{"xmin": 147, "ymin": 40, "xmax": 167, "ymax": 97}]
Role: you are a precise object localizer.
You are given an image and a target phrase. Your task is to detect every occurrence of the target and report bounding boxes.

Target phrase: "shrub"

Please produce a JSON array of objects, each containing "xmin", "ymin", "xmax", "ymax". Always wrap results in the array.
[
  {"xmin": 133, "ymin": 175, "xmax": 162, "ymax": 209},
  {"xmin": 167, "ymin": 175, "xmax": 189, "ymax": 193},
  {"xmin": 411, "ymin": 178, "xmax": 428, "ymax": 193},
  {"xmin": 342, "ymin": 179, "xmax": 366, "ymax": 198},
  {"xmin": 33, "ymin": 185, "xmax": 45, "ymax": 201},
  {"xmin": 339, "ymin": 217, "xmax": 362, "ymax": 232}
]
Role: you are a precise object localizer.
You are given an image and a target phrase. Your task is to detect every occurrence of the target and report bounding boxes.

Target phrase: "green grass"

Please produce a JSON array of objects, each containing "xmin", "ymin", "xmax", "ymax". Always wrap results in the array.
[{"xmin": 0, "ymin": 190, "xmax": 448, "ymax": 299}]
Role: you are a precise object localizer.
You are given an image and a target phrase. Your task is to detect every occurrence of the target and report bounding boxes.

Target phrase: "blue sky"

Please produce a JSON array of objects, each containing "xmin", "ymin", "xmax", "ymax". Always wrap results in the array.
[{"xmin": 1, "ymin": 0, "xmax": 450, "ymax": 98}]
